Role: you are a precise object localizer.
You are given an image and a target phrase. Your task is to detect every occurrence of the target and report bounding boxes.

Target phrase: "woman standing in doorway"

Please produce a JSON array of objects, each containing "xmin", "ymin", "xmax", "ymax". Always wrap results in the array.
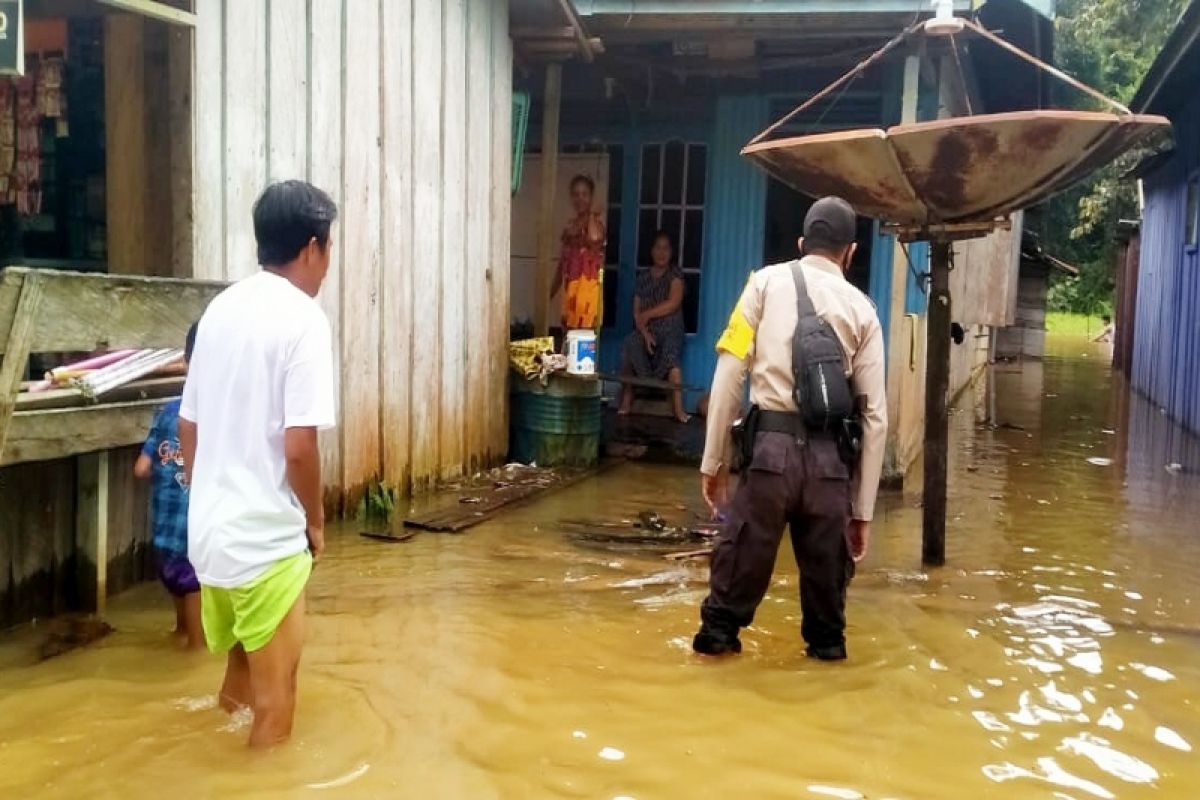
[
  {"xmin": 551, "ymin": 175, "xmax": 606, "ymax": 330},
  {"xmin": 619, "ymin": 230, "xmax": 688, "ymax": 423}
]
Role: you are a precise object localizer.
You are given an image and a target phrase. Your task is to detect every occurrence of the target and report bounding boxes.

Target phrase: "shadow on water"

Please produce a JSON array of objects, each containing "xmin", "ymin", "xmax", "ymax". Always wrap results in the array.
[{"xmin": 0, "ymin": 335, "xmax": 1198, "ymax": 799}]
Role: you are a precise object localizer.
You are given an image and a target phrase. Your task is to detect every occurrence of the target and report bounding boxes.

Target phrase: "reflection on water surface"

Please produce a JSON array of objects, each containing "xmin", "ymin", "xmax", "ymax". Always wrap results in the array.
[{"xmin": 1, "ymin": 339, "xmax": 1198, "ymax": 799}]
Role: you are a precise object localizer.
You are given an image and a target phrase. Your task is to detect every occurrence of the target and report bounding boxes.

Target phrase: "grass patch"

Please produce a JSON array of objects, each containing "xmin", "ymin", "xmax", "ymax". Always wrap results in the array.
[{"xmin": 1045, "ymin": 312, "xmax": 1106, "ymax": 338}]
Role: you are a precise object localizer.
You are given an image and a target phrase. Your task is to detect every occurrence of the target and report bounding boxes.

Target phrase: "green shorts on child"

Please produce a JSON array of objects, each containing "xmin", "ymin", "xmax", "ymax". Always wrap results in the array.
[{"xmin": 200, "ymin": 550, "xmax": 312, "ymax": 653}]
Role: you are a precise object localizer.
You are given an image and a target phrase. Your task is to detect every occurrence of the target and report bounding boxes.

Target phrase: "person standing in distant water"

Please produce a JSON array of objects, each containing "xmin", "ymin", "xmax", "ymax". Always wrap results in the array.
[
  {"xmin": 180, "ymin": 180, "xmax": 338, "ymax": 748},
  {"xmin": 1093, "ymin": 314, "xmax": 1115, "ymax": 343},
  {"xmin": 551, "ymin": 174, "xmax": 606, "ymax": 330},
  {"xmin": 619, "ymin": 230, "xmax": 689, "ymax": 423}
]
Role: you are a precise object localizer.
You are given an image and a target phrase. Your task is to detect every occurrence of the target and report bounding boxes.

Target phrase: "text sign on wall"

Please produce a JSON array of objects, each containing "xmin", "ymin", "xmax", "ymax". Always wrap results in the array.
[{"xmin": 0, "ymin": 1, "xmax": 23, "ymax": 77}]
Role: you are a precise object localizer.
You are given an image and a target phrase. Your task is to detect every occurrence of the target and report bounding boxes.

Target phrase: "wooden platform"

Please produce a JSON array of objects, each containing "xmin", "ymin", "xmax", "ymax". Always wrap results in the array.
[
  {"xmin": 403, "ymin": 461, "xmax": 619, "ymax": 533},
  {"xmin": 0, "ymin": 267, "xmax": 224, "ymax": 618},
  {"xmin": 0, "ymin": 267, "xmax": 225, "ymax": 466}
]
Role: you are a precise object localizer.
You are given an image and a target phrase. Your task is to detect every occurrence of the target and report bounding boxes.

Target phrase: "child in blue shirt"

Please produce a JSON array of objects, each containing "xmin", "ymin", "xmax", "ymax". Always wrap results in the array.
[{"xmin": 135, "ymin": 322, "xmax": 202, "ymax": 649}]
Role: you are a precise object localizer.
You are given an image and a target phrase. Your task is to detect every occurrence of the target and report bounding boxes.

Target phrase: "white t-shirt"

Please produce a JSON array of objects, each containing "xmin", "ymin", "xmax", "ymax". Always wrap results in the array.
[{"xmin": 180, "ymin": 270, "xmax": 336, "ymax": 588}]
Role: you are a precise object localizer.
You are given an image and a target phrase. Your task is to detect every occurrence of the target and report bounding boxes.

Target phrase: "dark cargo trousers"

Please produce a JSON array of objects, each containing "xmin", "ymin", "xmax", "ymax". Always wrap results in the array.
[{"xmin": 700, "ymin": 432, "xmax": 855, "ymax": 651}]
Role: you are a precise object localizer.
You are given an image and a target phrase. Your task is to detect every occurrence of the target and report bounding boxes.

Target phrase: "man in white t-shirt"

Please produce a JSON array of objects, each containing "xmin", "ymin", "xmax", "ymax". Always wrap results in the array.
[{"xmin": 179, "ymin": 180, "xmax": 337, "ymax": 748}]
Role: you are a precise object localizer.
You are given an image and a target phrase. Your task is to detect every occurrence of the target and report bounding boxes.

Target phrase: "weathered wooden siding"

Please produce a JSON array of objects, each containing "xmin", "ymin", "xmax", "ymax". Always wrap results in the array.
[
  {"xmin": 193, "ymin": 0, "xmax": 514, "ymax": 501},
  {"xmin": 0, "ymin": 448, "xmax": 152, "ymax": 630},
  {"xmin": 995, "ymin": 264, "xmax": 1050, "ymax": 360}
]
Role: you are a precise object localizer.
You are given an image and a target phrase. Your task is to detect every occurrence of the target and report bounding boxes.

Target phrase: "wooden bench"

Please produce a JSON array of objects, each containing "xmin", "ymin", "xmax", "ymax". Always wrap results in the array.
[{"xmin": 0, "ymin": 267, "xmax": 226, "ymax": 613}]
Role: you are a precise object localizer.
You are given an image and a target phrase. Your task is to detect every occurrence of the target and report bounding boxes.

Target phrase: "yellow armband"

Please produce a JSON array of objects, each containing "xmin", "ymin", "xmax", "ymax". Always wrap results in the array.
[{"xmin": 715, "ymin": 304, "xmax": 755, "ymax": 360}]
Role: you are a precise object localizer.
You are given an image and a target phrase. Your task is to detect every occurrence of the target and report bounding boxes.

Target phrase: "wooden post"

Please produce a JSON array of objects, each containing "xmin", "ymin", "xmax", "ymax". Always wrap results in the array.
[
  {"xmin": 922, "ymin": 239, "xmax": 952, "ymax": 566},
  {"xmin": 0, "ymin": 274, "xmax": 45, "ymax": 461},
  {"xmin": 76, "ymin": 451, "xmax": 111, "ymax": 615},
  {"xmin": 105, "ymin": 13, "xmax": 150, "ymax": 275},
  {"xmin": 535, "ymin": 62, "xmax": 562, "ymax": 336},
  {"xmin": 168, "ymin": 23, "xmax": 195, "ymax": 278},
  {"xmin": 884, "ymin": 54, "xmax": 920, "ymax": 470}
]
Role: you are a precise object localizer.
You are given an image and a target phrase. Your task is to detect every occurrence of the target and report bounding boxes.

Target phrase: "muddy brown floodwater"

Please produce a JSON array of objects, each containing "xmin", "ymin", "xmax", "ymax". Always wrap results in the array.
[{"xmin": 1, "ymin": 337, "xmax": 1199, "ymax": 799}]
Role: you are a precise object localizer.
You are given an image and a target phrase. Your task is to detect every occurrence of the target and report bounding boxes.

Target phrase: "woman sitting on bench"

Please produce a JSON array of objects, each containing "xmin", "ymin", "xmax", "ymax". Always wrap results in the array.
[{"xmin": 619, "ymin": 230, "xmax": 688, "ymax": 423}]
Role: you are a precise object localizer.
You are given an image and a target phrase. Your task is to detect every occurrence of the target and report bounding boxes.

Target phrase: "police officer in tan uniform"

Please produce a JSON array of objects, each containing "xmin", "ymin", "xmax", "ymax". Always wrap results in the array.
[{"xmin": 693, "ymin": 197, "xmax": 887, "ymax": 660}]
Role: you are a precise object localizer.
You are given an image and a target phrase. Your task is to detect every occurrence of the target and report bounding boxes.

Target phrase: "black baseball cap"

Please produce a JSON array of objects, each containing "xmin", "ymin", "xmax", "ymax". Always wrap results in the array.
[{"xmin": 803, "ymin": 197, "xmax": 857, "ymax": 248}]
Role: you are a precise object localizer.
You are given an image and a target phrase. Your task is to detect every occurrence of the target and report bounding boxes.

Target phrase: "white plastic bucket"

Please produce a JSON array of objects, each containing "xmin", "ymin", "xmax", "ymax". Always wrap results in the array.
[{"xmin": 565, "ymin": 329, "xmax": 597, "ymax": 376}]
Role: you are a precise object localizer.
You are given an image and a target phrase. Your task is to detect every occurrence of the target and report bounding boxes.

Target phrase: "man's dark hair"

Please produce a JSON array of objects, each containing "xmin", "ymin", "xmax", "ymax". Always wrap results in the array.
[
  {"xmin": 570, "ymin": 174, "xmax": 595, "ymax": 194},
  {"xmin": 1102, "ymin": 314, "xmax": 1112, "ymax": 324},
  {"xmin": 253, "ymin": 180, "xmax": 339, "ymax": 267},
  {"xmin": 185, "ymin": 321, "xmax": 199, "ymax": 363}
]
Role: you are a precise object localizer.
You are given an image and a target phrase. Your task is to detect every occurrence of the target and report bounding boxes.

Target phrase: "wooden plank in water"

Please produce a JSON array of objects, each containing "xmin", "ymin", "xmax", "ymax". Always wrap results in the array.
[
  {"xmin": 404, "ymin": 462, "xmax": 618, "ymax": 533},
  {"xmin": 664, "ymin": 548, "xmax": 713, "ymax": 561}
]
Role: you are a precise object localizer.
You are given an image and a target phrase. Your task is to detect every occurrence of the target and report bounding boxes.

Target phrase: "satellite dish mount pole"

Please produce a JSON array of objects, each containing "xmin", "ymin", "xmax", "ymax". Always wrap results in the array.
[{"xmin": 923, "ymin": 237, "xmax": 952, "ymax": 566}]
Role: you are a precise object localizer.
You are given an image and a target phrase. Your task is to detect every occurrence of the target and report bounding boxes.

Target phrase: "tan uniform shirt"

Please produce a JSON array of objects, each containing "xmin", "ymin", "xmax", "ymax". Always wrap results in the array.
[{"xmin": 701, "ymin": 255, "xmax": 888, "ymax": 521}]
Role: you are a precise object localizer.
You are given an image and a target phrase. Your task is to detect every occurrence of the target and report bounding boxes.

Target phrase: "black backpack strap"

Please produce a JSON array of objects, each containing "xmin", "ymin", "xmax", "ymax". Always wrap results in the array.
[
  {"xmin": 789, "ymin": 260, "xmax": 818, "ymax": 322},
  {"xmin": 789, "ymin": 260, "xmax": 812, "ymax": 410}
]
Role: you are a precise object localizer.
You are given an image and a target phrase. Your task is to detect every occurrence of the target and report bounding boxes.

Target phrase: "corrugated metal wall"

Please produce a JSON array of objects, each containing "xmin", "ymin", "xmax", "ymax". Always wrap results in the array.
[
  {"xmin": 689, "ymin": 95, "xmax": 768, "ymax": 395},
  {"xmin": 1132, "ymin": 98, "xmax": 1200, "ymax": 435},
  {"xmin": 193, "ymin": 0, "xmax": 513, "ymax": 501}
]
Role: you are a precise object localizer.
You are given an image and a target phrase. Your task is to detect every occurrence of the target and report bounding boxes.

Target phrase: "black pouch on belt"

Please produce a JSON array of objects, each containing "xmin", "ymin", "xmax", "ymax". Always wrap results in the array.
[
  {"xmin": 730, "ymin": 405, "xmax": 761, "ymax": 473},
  {"xmin": 838, "ymin": 394, "xmax": 868, "ymax": 466}
]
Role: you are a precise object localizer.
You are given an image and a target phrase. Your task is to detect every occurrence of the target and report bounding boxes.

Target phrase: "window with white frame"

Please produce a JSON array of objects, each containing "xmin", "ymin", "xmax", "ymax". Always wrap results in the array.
[{"xmin": 637, "ymin": 141, "xmax": 707, "ymax": 333}]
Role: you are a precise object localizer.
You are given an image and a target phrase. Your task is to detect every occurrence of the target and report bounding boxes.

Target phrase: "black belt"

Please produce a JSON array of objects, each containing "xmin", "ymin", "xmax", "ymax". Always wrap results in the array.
[
  {"xmin": 757, "ymin": 409, "xmax": 836, "ymax": 439},
  {"xmin": 757, "ymin": 409, "xmax": 807, "ymax": 436}
]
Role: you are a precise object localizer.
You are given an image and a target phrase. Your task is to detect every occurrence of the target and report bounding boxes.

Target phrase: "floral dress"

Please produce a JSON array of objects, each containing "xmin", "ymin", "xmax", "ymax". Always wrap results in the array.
[
  {"xmin": 559, "ymin": 213, "xmax": 605, "ymax": 329},
  {"xmin": 623, "ymin": 266, "xmax": 685, "ymax": 379}
]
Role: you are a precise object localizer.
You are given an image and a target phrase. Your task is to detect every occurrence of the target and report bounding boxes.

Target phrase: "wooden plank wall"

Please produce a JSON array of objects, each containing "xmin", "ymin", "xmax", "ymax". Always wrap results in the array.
[
  {"xmin": 192, "ymin": 0, "xmax": 514, "ymax": 503},
  {"xmin": 0, "ymin": 448, "xmax": 151, "ymax": 629}
]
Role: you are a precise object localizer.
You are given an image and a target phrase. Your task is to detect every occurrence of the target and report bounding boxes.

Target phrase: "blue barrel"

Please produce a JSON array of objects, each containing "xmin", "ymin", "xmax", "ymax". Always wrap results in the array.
[{"xmin": 509, "ymin": 374, "xmax": 602, "ymax": 467}]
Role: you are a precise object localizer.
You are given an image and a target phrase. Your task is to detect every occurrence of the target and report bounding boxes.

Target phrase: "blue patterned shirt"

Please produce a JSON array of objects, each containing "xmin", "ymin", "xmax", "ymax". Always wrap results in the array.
[{"xmin": 141, "ymin": 399, "xmax": 189, "ymax": 556}]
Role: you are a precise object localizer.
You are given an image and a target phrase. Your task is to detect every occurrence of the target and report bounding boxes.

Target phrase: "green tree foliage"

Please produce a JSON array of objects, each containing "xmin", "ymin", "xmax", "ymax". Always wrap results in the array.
[{"xmin": 1043, "ymin": 0, "xmax": 1187, "ymax": 314}]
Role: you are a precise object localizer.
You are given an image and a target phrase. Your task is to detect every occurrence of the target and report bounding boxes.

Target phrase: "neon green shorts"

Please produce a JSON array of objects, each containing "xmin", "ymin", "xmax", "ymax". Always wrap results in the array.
[{"xmin": 200, "ymin": 551, "xmax": 312, "ymax": 654}]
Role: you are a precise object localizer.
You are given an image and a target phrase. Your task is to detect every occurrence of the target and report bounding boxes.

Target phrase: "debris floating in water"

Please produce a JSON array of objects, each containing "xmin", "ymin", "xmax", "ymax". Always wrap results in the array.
[
  {"xmin": 598, "ymin": 747, "xmax": 626, "ymax": 761},
  {"xmin": 1086, "ymin": 457, "xmax": 1113, "ymax": 467}
]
